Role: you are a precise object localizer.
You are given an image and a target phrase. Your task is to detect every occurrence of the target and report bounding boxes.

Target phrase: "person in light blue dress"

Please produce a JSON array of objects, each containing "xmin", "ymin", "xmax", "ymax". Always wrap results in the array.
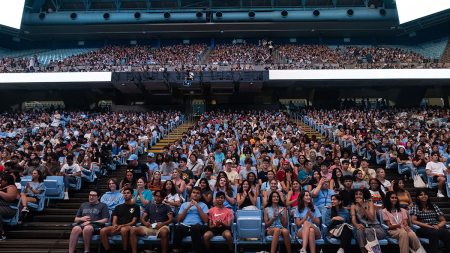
[{"xmin": 264, "ymin": 191, "xmax": 291, "ymax": 253}]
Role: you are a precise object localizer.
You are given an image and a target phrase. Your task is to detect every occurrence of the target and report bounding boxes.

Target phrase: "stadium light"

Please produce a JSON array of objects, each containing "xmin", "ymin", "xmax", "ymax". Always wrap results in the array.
[
  {"xmin": 134, "ymin": 12, "xmax": 141, "ymax": 19},
  {"xmin": 216, "ymin": 11, "xmax": 223, "ymax": 18},
  {"xmin": 164, "ymin": 12, "xmax": 171, "ymax": 19},
  {"xmin": 281, "ymin": 10, "xmax": 288, "ymax": 17},
  {"xmin": 248, "ymin": 11, "xmax": 255, "ymax": 18},
  {"xmin": 38, "ymin": 13, "xmax": 46, "ymax": 20},
  {"xmin": 196, "ymin": 12, "xmax": 203, "ymax": 18},
  {"xmin": 313, "ymin": 10, "xmax": 320, "ymax": 16},
  {"xmin": 103, "ymin": 13, "xmax": 110, "ymax": 20},
  {"xmin": 347, "ymin": 9, "xmax": 354, "ymax": 16}
]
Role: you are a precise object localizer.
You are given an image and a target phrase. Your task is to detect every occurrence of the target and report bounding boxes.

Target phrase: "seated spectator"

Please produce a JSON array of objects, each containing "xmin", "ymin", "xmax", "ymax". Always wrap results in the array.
[
  {"xmin": 213, "ymin": 176, "xmax": 236, "ymax": 209},
  {"xmin": 351, "ymin": 188, "xmax": 386, "ymax": 252},
  {"xmin": 286, "ymin": 180, "xmax": 301, "ymax": 211},
  {"xmin": 173, "ymin": 186, "xmax": 209, "ymax": 253},
  {"xmin": 20, "ymin": 169, "xmax": 45, "ymax": 217},
  {"xmin": 187, "ymin": 153, "xmax": 203, "ymax": 180},
  {"xmin": 131, "ymin": 177, "xmax": 152, "ymax": 208},
  {"xmin": 330, "ymin": 168, "xmax": 345, "ymax": 193},
  {"xmin": 223, "ymin": 159, "xmax": 239, "ymax": 186},
  {"xmin": 178, "ymin": 157, "xmax": 195, "ymax": 193},
  {"xmin": 239, "ymin": 158, "xmax": 257, "ymax": 184},
  {"xmin": 0, "ymin": 174, "xmax": 20, "ymax": 240},
  {"xmin": 203, "ymin": 191, "xmax": 233, "ymax": 253},
  {"xmin": 263, "ymin": 179, "xmax": 285, "ymax": 207},
  {"xmin": 264, "ymin": 191, "xmax": 291, "ymax": 253},
  {"xmin": 261, "ymin": 170, "xmax": 282, "ymax": 192},
  {"xmin": 410, "ymin": 189, "xmax": 450, "ymax": 253},
  {"xmin": 68, "ymin": 190, "xmax": 109, "ymax": 253},
  {"xmin": 352, "ymin": 170, "xmax": 369, "ymax": 190},
  {"xmin": 127, "ymin": 154, "xmax": 149, "ymax": 182},
  {"xmin": 425, "ymin": 151, "xmax": 447, "ymax": 197},
  {"xmin": 171, "ymin": 169, "xmax": 186, "ymax": 196},
  {"xmin": 375, "ymin": 168, "xmax": 393, "ymax": 193},
  {"xmin": 307, "ymin": 170, "xmax": 322, "ymax": 192},
  {"xmin": 129, "ymin": 190, "xmax": 173, "ymax": 253},
  {"xmin": 145, "ymin": 152, "xmax": 159, "ymax": 178},
  {"xmin": 393, "ymin": 179, "xmax": 412, "ymax": 209},
  {"xmin": 100, "ymin": 178, "xmax": 125, "ymax": 213},
  {"xmin": 295, "ymin": 191, "xmax": 322, "ymax": 253},
  {"xmin": 58, "ymin": 155, "xmax": 81, "ymax": 200},
  {"xmin": 100, "ymin": 187, "xmax": 139, "ymax": 253},
  {"xmin": 147, "ymin": 170, "xmax": 162, "ymax": 192},
  {"xmin": 323, "ymin": 194, "xmax": 352, "ymax": 253},
  {"xmin": 298, "ymin": 161, "xmax": 314, "ymax": 190},
  {"xmin": 382, "ymin": 191, "xmax": 422, "ymax": 253},
  {"xmin": 237, "ymin": 180, "xmax": 257, "ymax": 210},
  {"xmin": 368, "ymin": 178, "xmax": 385, "ymax": 210},
  {"xmin": 397, "ymin": 146, "xmax": 414, "ymax": 179},
  {"xmin": 120, "ymin": 169, "xmax": 136, "ymax": 192},
  {"xmin": 197, "ymin": 178, "xmax": 213, "ymax": 207},
  {"xmin": 339, "ymin": 175, "xmax": 354, "ymax": 209},
  {"xmin": 246, "ymin": 172, "xmax": 260, "ymax": 197},
  {"xmin": 195, "ymin": 165, "xmax": 216, "ymax": 190},
  {"xmin": 312, "ymin": 177, "xmax": 335, "ymax": 211},
  {"xmin": 162, "ymin": 180, "xmax": 182, "ymax": 212}
]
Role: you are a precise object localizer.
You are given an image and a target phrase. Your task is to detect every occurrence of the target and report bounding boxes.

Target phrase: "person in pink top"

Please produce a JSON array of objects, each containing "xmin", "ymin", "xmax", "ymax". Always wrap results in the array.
[{"xmin": 203, "ymin": 191, "xmax": 233, "ymax": 252}]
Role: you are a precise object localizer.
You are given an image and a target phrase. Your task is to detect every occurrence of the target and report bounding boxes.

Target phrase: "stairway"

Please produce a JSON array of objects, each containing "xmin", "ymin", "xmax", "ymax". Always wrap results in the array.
[
  {"xmin": 148, "ymin": 121, "xmax": 194, "ymax": 154},
  {"xmin": 440, "ymin": 40, "xmax": 450, "ymax": 63},
  {"xmin": 295, "ymin": 119, "xmax": 323, "ymax": 141}
]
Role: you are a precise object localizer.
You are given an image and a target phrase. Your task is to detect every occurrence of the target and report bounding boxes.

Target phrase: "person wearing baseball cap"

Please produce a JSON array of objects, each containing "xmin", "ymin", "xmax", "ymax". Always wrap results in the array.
[
  {"xmin": 146, "ymin": 153, "xmax": 158, "ymax": 178},
  {"xmin": 127, "ymin": 154, "xmax": 149, "ymax": 181},
  {"xmin": 224, "ymin": 159, "xmax": 239, "ymax": 185}
]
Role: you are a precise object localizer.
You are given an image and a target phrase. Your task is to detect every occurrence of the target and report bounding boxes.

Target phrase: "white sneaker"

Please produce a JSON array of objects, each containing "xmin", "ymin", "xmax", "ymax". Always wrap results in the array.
[
  {"xmin": 299, "ymin": 249, "xmax": 307, "ymax": 253},
  {"xmin": 64, "ymin": 192, "xmax": 69, "ymax": 200},
  {"xmin": 337, "ymin": 248, "xmax": 345, "ymax": 253},
  {"xmin": 437, "ymin": 191, "xmax": 445, "ymax": 198}
]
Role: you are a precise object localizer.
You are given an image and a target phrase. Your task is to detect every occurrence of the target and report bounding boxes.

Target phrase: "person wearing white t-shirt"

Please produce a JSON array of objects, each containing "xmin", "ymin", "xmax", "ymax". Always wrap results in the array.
[
  {"xmin": 224, "ymin": 159, "xmax": 239, "ymax": 186},
  {"xmin": 425, "ymin": 152, "xmax": 447, "ymax": 197},
  {"xmin": 58, "ymin": 155, "xmax": 81, "ymax": 200}
]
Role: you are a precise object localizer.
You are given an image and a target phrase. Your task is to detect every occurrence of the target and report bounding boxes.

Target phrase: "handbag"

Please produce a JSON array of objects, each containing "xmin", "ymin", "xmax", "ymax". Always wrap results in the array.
[
  {"xmin": 413, "ymin": 173, "xmax": 426, "ymax": 188},
  {"xmin": 329, "ymin": 223, "xmax": 354, "ymax": 237},
  {"xmin": 365, "ymin": 228, "xmax": 382, "ymax": 253}
]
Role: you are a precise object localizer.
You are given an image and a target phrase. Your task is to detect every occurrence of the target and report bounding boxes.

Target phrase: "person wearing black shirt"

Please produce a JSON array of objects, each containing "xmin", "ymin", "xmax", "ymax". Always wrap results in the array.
[
  {"xmin": 338, "ymin": 175, "xmax": 354, "ymax": 209},
  {"xmin": 129, "ymin": 190, "xmax": 173, "ymax": 253},
  {"xmin": 100, "ymin": 187, "xmax": 139, "ymax": 253}
]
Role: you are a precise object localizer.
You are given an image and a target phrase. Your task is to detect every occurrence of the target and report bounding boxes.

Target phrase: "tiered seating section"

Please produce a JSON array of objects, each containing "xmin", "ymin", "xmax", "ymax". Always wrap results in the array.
[
  {"xmin": 1, "ymin": 109, "xmax": 449, "ymax": 252},
  {"xmin": 1, "ymin": 40, "xmax": 449, "ymax": 73}
]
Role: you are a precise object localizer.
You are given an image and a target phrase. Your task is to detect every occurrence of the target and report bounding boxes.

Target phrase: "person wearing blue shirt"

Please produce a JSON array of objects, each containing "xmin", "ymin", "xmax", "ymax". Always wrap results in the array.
[
  {"xmin": 100, "ymin": 178, "xmax": 125, "ymax": 214},
  {"xmin": 132, "ymin": 178, "xmax": 152, "ymax": 208},
  {"xmin": 173, "ymin": 186, "xmax": 209, "ymax": 253},
  {"xmin": 323, "ymin": 195, "xmax": 352, "ymax": 253},
  {"xmin": 294, "ymin": 191, "xmax": 322, "ymax": 253},
  {"xmin": 145, "ymin": 152, "xmax": 159, "ymax": 177},
  {"xmin": 311, "ymin": 177, "xmax": 335, "ymax": 212}
]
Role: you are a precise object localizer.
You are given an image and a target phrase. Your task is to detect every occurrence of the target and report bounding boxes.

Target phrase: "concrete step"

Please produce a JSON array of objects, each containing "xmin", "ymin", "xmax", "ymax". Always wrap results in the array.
[
  {"xmin": 34, "ymin": 215, "xmax": 74, "ymax": 222},
  {"xmin": 7, "ymin": 230, "xmax": 69, "ymax": 239}
]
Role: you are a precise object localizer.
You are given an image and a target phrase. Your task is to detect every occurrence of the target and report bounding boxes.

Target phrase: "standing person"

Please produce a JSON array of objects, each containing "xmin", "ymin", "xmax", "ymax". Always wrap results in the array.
[
  {"xmin": 295, "ymin": 191, "xmax": 322, "ymax": 253},
  {"xmin": 58, "ymin": 155, "xmax": 81, "ymax": 200},
  {"xmin": 382, "ymin": 192, "xmax": 421, "ymax": 253},
  {"xmin": 264, "ymin": 191, "xmax": 291, "ymax": 253},
  {"xmin": 100, "ymin": 187, "xmax": 140, "ymax": 253},
  {"xmin": 203, "ymin": 191, "xmax": 233, "ymax": 253},
  {"xmin": 173, "ymin": 186, "xmax": 209, "ymax": 253},
  {"xmin": 425, "ymin": 151, "xmax": 447, "ymax": 197},
  {"xmin": 100, "ymin": 178, "xmax": 124, "ymax": 213},
  {"xmin": 410, "ymin": 189, "xmax": 450, "ymax": 253},
  {"xmin": 68, "ymin": 190, "xmax": 109, "ymax": 253},
  {"xmin": 129, "ymin": 190, "xmax": 173, "ymax": 253},
  {"xmin": 323, "ymin": 195, "xmax": 352, "ymax": 253}
]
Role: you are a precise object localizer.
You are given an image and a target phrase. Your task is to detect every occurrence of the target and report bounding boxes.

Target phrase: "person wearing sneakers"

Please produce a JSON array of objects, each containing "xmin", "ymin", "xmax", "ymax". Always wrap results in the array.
[
  {"xmin": 425, "ymin": 151, "xmax": 447, "ymax": 198},
  {"xmin": 20, "ymin": 169, "xmax": 46, "ymax": 218},
  {"xmin": 59, "ymin": 155, "xmax": 81, "ymax": 200},
  {"xmin": 68, "ymin": 190, "xmax": 109, "ymax": 253}
]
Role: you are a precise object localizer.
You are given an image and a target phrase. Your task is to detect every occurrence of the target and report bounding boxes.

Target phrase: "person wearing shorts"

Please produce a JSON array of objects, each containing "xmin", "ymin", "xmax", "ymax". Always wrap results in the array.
[
  {"xmin": 129, "ymin": 190, "xmax": 173, "ymax": 253},
  {"xmin": 68, "ymin": 190, "xmax": 109, "ymax": 253},
  {"xmin": 203, "ymin": 191, "xmax": 233, "ymax": 252}
]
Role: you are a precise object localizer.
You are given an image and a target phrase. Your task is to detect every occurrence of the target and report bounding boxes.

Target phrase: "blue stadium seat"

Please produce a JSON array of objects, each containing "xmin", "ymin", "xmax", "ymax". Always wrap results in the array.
[
  {"xmin": 26, "ymin": 189, "xmax": 46, "ymax": 212},
  {"xmin": 3, "ymin": 199, "xmax": 21, "ymax": 226},
  {"xmin": 235, "ymin": 209, "xmax": 264, "ymax": 252},
  {"xmin": 44, "ymin": 176, "xmax": 65, "ymax": 205}
]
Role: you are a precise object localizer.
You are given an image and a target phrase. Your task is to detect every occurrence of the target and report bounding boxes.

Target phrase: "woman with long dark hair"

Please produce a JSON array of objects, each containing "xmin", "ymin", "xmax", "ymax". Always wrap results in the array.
[
  {"xmin": 294, "ymin": 191, "xmax": 322, "ymax": 253},
  {"xmin": 264, "ymin": 191, "xmax": 291, "ymax": 253},
  {"xmin": 410, "ymin": 189, "xmax": 450, "ymax": 253},
  {"xmin": 161, "ymin": 180, "xmax": 182, "ymax": 212},
  {"xmin": 147, "ymin": 170, "xmax": 162, "ymax": 191},
  {"xmin": 330, "ymin": 168, "xmax": 345, "ymax": 193},
  {"xmin": 351, "ymin": 188, "xmax": 386, "ymax": 253},
  {"xmin": 197, "ymin": 178, "xmax": 213, "ymax": 207},
  {"xmin": 237, "ymin": 180, "xmax": 257, "ymax": 210},
  {"xmin": 382, "ymin": 191, "xmax": 421, "ymax": 253},
  {"xmin": 323, "ymin": 194, "xmax": 352, "ymax": 253},
  {"xmin": 393, "ymin": 179, "xmax": 412, "ymax": 209},
  {"xmin": 213, "ymin": 176, "xmax": 235, "ymax": 209},
  {"xmin": 368, "ymin": 178, "xmax": 385, "ymax": 210}
]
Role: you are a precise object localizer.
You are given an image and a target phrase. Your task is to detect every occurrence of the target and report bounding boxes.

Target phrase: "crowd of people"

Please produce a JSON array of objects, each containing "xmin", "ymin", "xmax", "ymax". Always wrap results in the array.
[
  {"xmin": 0, "ymin": 42, "xmax": 445, "ymax": 73},
  {"xmin": 1, "ymin": 108, "xmax": 450, "ymax": 253}
]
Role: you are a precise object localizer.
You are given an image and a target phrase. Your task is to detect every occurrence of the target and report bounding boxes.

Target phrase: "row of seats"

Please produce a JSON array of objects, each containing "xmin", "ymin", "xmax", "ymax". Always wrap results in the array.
[{"xmin": 83, "ymin": 208, "xmax": 449, "ymax": 252}]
